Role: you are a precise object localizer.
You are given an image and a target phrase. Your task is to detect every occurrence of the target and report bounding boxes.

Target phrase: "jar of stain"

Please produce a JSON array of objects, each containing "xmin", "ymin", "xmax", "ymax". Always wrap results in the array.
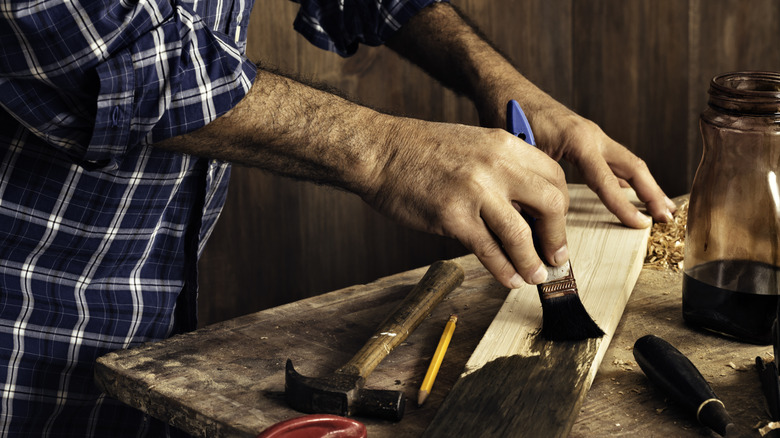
[{"xmin": 683, "ymin": 71, "xmax": 780, "ymax": 345}]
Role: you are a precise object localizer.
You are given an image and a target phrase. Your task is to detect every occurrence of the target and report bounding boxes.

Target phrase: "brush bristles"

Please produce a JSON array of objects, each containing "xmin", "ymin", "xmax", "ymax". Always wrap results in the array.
[{"xmin": 538, "ymin": 293, "xmax": 605, "ymax": 341}]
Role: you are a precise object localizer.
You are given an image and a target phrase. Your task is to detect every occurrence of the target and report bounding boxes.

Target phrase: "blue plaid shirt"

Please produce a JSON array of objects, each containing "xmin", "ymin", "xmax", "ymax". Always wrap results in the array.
[{"xmin": 0, "ymin": 0, "xmax": 441, "ymax": 436}]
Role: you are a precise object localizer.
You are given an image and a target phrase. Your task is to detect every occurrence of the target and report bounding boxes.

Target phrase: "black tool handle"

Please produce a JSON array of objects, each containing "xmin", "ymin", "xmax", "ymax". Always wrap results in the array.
[
  {"xmin": 634, "ymin": 334, "xmax": 732, "ymax": 436},
  {"xmin": 756, "ymin": 356, "xmax": 780, "ymax": 420}
]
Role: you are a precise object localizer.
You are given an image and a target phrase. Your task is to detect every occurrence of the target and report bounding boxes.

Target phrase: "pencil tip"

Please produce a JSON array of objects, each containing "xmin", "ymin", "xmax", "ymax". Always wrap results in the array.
[{"xmin": 417, "ymin": 390, "xmax": 429, "ymax": 406}]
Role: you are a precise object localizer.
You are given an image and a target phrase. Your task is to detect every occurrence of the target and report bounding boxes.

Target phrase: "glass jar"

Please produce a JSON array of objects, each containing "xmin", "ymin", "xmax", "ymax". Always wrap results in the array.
[{"xmin": 683, "ymin": 71, "xmax": 780, "ymax": 345}]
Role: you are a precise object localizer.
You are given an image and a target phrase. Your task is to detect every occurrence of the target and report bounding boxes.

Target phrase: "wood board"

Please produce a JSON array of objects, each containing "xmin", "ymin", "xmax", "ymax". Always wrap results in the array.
[
  {"xmin": 94, "ymin": 184, "xmax": 651, "ymax": 437},
  {"xmin": 94, "ymin": 251, "xmax": 508, "ymax": 437},
  {"xmin": 424, "ymin": 185, "xmax": 651, "ymax": 437}
]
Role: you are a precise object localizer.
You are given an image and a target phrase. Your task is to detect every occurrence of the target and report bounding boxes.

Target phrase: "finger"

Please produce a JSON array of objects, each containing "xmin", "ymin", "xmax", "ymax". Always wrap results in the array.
[
  {"xmin": 457, "ymin": 217, "xmax": 528, "ymax": 289},
  {"xmin": 530, "ymin": 211, "xmax": 569, "ymax": 267},
  {"xmin": 513, "ymin": 186, "xmax": 570, "ymax": 267},
  {"xmin": 604, "ymin": 142, "xmax": 676, "ymax": 222},
  {"xmin": 481, "ymin": 194, "xmax": 548, "ymax": 285},
  {"xmin": 578, "ymin": 152, "xmax": 653, "ymax": 229}
]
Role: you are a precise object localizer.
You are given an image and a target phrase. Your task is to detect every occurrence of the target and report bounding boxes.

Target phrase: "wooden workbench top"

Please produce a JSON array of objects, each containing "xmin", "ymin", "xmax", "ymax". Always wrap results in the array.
[{"xmin": 95, "ymin": 254, "xmax": 773, "ymax": 437}]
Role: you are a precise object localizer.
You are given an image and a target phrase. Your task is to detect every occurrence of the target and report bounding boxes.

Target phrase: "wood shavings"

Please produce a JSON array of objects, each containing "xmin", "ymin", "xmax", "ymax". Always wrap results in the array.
[
  {"xmin": 759, "ymin": 421, "xmax": 780, "ymax": 436},
  {"xmin": 612, "ymin": 358, "xmax": 635, "ymax": 371},
  {"xmin": 644, "ymin": 199, "xmax": 688, "ymax": 271}
]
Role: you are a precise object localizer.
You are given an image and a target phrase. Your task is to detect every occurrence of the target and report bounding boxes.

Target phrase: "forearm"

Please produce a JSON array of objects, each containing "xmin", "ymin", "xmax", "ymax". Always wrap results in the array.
[
  {"xmin": 156, "ymin": 59, "xmax": 572, "ymax": 289},
  {"xmin": 154, "ymin": 68, "xmax": 388, "ymax": 197},
  {"xmin": 385, "ymin": 3, "xmax": 567, "ymax": 130}
]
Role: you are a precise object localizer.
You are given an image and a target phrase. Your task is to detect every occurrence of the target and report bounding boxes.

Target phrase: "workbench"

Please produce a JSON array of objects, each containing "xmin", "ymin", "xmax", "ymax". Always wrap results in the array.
[{"xmin": 96, "ymin": 254, "xmax": 773, "ymax": 437}]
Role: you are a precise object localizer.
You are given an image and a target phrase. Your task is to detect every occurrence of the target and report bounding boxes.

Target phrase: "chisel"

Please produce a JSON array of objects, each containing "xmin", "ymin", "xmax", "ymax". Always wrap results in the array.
[{"xmin": 633, "ymin": 334, "xmax": 758, "ymax": 437}]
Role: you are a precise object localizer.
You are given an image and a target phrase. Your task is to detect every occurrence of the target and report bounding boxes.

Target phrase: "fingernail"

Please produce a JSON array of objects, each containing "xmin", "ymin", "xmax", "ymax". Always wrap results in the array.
[
  {"xmin": 530, "ymin": 265, "xmax": 548, "ymax": 285},
  {"xmin": 553, "ymin": 245, "xmax": 569, "ymax": 266},
  {"xmin": 664, "ymin": 210, "xmax": 674, "ymax": 223},
  {"xmin": 636, "ymin": 211, "xmax": 652, "ymax": 228},
  {"xmin": 665, "ymin": 197, "xmax": 677, "ymax": 211},
  {"xmin": 509, "ymin": 273, "xmax": 525, "ymax": 289}
]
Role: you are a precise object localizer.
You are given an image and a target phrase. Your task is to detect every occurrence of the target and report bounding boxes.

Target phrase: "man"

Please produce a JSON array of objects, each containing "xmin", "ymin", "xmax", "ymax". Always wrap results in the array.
[{"xmin": 0, "ymin": 0, "xmax": 675, "ymax": 436}]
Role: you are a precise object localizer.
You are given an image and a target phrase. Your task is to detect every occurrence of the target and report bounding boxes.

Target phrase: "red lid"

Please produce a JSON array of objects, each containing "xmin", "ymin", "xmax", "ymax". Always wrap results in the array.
[{"xmin": 256, "ymin": 414, "xmax": 367, "ymax": 438}]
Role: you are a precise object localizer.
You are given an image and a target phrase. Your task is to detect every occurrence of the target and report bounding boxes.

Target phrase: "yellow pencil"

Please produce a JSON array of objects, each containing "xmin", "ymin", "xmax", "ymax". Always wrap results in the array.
[{"xmin": 418, "ymin": 314, "xmax": 458, "ymax": 406}]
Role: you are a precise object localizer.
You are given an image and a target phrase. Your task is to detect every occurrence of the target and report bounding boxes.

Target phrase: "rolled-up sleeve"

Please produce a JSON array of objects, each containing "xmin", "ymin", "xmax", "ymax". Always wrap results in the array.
[
  {"xmin": 291, "ymin": 0, "xmax": 448, "ymax": 57},
  {"xmin": 0, "ymin": 0, "xmax": 257, "ymax": 168}
]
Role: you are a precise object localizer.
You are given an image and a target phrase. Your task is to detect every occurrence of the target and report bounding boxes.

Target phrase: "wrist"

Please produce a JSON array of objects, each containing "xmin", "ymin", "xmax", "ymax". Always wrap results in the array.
[{"xmin": 336, "ymin": 109, "xmax": 397, "ymax": 198}]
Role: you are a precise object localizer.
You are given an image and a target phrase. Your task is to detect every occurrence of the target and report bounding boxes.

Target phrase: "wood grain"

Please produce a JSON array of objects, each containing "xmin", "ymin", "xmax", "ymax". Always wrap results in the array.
[
  {"xmin": 93, "ymin": 264, "xmax": 774, "ymax": 438},
  {"xmin": 424, "ymin": 185, "xmax": 651, "ymax": 437},
  {"xmin": 572, "ymin": 268, "xmax": 771, "ymax": 437},
  {"xmin": 96, "ymin": 255, "xmax": 505, "ymax": 437},
  {"xmin": 94, "ymin": 186, "xmax": 776, "ymax": 437},
  {"xmin": 197, "ymin": 0, "xmax": 780, "ymax": 333}
]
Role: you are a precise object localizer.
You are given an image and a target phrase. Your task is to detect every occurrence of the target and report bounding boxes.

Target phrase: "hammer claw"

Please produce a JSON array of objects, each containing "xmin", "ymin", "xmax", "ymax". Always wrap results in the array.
[{"xmin": 285, "ymin": 359, "xmax": 359, "ymax": 417}]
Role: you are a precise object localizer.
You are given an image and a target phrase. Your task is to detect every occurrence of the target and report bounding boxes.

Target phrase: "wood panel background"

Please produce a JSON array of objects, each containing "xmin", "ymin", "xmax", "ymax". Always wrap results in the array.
[{"xmin": 197, "ymin": 0, "xmax": 780, "ymax": 326}]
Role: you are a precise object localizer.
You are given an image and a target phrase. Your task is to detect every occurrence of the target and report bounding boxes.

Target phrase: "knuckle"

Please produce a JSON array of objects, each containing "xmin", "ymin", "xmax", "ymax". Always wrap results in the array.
[
  {"xmin": 470, "ymin": 234, "xmax": 504, "ymax": 260},
  {"xmin": 598, "ymin": 171, "xmax": 620, "ymax": 190},
  {"xmin": 544, "ymin": 190, "xmax": 568, "ymax": 215},
  {"xmin": 631, "ymin": 156, "xmax": 650, "ymax": 173},
  {"xmin": 439, "ymin": 210, "xmax": 473, "ymax": 238},
  {"xmin": 552, "ymin": 163, "xmax": 567, "ymax": 185},
  {"xmin": 500, "ymin": 221, "xmax": 534, "ymax": 251}
]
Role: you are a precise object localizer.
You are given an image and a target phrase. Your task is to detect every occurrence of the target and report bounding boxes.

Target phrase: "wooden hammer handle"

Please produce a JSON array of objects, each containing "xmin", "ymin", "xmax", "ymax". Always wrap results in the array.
[{"xmin": 335, "ymin": 260, "xmax": 465, "ymax": 380}]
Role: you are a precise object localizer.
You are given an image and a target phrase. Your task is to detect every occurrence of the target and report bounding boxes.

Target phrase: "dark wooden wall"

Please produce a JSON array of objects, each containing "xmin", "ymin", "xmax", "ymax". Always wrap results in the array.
[{"xmin": 197, "ymin": 0, "xmax": 780, "ymax": 326}]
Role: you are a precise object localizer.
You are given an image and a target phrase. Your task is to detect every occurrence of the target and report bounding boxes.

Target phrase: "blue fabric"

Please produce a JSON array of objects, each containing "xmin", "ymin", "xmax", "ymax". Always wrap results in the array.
[
  {"xmin": 292, "ymin": 0, "xmax": 447, "ymax": 56},
  {"xmin": 0, "ymin": 0, "xmax": 253, "ymax": 435},
  {"xmin": 0, "ymin": 0, "xmax": 438, "ymax": 436}
]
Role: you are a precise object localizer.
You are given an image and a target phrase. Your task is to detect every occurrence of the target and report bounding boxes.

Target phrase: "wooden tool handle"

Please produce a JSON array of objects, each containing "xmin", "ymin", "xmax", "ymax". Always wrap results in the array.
[{"xmin": 335, "ymin": 260, "xmax": 465, "ymax": 379}]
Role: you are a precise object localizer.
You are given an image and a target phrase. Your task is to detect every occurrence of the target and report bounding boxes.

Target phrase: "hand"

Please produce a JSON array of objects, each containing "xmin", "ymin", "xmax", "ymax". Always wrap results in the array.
[
  {"xmin": 476, "ymin": 90, "xmax": 676, "ymax": 229},
  {"xmin": 547, "ymin": 110, "xmax": 677, "ymax": 228},
  {"xmin": 362, "ymin": 116, "xmax": 570, "ymax": 289},
  {"xmin": 388, "ymin": 0, "xmax": 675, "ymax": 284}
]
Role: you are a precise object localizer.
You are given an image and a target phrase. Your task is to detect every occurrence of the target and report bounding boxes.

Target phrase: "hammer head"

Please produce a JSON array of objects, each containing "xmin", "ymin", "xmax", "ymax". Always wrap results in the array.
[{"xmin": 284, "ymin": 359, "xmax": 406, "ymax": 421}]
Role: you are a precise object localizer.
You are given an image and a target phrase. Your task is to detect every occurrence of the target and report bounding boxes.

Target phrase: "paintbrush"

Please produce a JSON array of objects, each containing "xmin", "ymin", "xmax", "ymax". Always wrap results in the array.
[{"xmin": 506, "ymin": 100, "xmax": 604, "ymax": 341}]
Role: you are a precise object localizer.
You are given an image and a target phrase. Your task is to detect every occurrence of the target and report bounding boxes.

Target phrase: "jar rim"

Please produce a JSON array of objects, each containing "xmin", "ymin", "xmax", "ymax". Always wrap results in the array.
[{"xmin": 708, "ymin": 71, "xmax": 780, "ymax": 115}]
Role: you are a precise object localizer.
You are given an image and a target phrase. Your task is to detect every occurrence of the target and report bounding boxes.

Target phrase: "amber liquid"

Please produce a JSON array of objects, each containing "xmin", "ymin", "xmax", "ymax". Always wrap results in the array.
[{"xmin": 682, "ymin": 259, "xmax": 779, "ymax": 345}]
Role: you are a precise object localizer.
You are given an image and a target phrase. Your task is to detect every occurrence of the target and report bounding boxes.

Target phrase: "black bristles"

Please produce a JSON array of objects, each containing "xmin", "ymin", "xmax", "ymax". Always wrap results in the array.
[{"xmin": 538, "ymin": 292, "xmax": 605, "ymax": 341}]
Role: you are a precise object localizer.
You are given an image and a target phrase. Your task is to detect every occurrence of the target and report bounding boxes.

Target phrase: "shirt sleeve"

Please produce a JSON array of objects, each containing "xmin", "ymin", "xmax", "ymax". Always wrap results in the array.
[
  {"xmin": 291, "ymin": 0, "xmax": 449, "ymax": 57},
  {"xmin": 0, "ymin": 0, "xmax": 257, "ymax": 169}
]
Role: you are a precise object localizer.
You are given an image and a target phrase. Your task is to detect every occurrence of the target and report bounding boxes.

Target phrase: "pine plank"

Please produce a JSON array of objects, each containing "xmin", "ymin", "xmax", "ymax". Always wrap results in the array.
[{"xmin": 424, "ymin": 185, "xmax": 651, "ymax": 437}]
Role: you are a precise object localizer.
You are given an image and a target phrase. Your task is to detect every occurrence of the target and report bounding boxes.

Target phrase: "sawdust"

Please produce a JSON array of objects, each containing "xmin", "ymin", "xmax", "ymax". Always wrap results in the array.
[
  {"xmin": 611, "ymin": 358, "xmax": 635, "ymax": 372},
  {"xmin": 644, "ymin": 199, "xmax": 688, "ymax": 272}
]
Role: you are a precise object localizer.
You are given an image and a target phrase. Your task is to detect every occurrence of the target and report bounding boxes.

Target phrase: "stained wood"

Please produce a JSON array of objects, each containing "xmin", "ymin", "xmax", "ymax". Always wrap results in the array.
[
  {"xmin": 94, "ymin": 188, "xmax": 776, "ymax": 437},
  {"xmin": 95, "ymin": 185, "xmax": 641, "ymax": 437},
  {"xmin": 572, "ymin": 268, "xmax": 771, "ymax": 437},
  {"xmin": 424, "ymin": 185, "xmax": 651, "ymax": 437},
  {"xmin": 96, "ymin": 254, "xmax": 504, "ymax": 437}
]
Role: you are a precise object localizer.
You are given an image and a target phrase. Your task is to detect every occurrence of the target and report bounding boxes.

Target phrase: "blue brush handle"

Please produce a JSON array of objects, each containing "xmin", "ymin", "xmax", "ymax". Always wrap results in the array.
[
  {"xmin": 506, "ymin": 100, "xmax": 536, "ymax": 147},
  {"xmin": 505, "ymin": 100, "xmax": 572, "ymax": 280},
  {"xmin": 506, "ymin": 99, "xmax": 547, "ymax": 261}
]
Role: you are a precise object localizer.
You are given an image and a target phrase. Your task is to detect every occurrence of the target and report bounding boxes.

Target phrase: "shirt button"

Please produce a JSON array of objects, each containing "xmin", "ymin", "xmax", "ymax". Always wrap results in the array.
[{"xmin": 111, "ymin": 106, "xmax": 120, "ymax": 128}]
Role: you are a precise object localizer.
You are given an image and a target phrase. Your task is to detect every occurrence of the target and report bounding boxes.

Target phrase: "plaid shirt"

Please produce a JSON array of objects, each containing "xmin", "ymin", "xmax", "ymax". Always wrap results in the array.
[{"xmin": 0, "ymin": 0, "xmax": 441, "ymax": 436}]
